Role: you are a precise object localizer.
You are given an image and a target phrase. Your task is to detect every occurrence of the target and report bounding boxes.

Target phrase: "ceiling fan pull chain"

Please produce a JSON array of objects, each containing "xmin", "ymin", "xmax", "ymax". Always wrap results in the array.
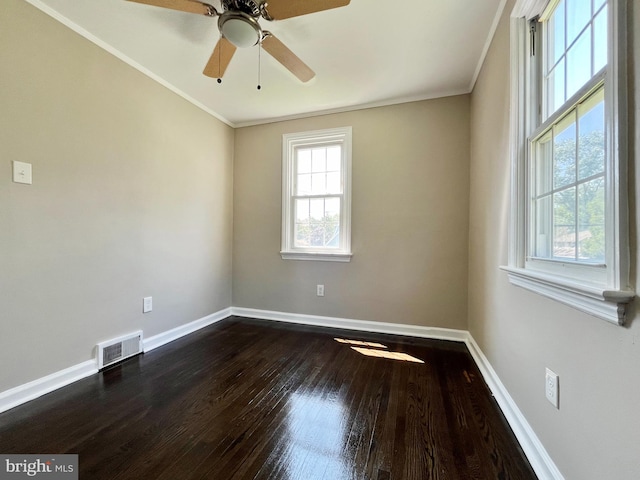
[
  {"xmin": 257, "ymin": 40, "xmax": 262, "ymax": 90},
  {"xmin": 217, "ymin": 32, "xmax": 223, "ymax": 84}
]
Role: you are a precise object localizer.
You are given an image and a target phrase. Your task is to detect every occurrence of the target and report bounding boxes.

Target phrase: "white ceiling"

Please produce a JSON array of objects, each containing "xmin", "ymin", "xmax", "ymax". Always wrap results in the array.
[{"xmin": 28, "ymin": 0, "xmax": 506, "ymax": 127}]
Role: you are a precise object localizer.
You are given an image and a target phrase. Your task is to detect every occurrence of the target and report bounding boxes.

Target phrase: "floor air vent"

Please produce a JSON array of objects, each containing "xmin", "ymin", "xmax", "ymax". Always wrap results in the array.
[{"xmin": 97, "ymin": 331, "xmax": 143, "ymax": 369}]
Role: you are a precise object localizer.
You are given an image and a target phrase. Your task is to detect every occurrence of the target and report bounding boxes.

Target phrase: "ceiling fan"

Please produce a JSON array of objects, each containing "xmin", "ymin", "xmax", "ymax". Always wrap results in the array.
[{"xmin": 127, "ymin": 0, "xmax": 351, "ymax": 83}]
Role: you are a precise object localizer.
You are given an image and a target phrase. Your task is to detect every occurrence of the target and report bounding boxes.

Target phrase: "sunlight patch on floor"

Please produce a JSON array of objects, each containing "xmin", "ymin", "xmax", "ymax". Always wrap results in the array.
[
  {"xmin": 350, "ymin": 347, "xmax": 424, "ymax": 364},
  {"xmin": 333, "ymin": 338, "xmax": 388, "ymax": 349}
]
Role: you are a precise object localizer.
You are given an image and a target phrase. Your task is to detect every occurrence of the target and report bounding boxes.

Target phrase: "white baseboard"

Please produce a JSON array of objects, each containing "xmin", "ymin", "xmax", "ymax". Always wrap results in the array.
[
  {"xmin": 231, "ymin": 307, "xmax": 469, "ymax": 342},
  {"xmin": 0, "ymin": 360, "xmax": 97, "ymax": 414},
  {"xmin": 143, "ymin": 307, "xmax": 232, "ymax": 353},
  {"xmin": 465, "ymin": 336, "xmax": 565, "ymax": 480}
]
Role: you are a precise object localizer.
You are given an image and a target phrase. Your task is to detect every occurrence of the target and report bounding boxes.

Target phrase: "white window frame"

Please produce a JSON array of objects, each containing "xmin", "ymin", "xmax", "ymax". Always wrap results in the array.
[
  {"xmin": 281, "ymin": 127, "xmax": 353, "ymax": 262},
  {"xmin": 503, "ymin": 0, "xmax": 634, "ymax": 325}
]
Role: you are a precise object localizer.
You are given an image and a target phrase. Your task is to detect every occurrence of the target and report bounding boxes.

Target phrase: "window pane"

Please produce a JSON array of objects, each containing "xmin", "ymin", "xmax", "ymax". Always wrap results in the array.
[
  {"xmin": 297, "ymin": 149, "xmax": 311, "ymax": 173},
  {"xmin": 325, "ymin": 197, "xmax": 340, "ymax": 217},
  {"xmin": 546, "ymin": 60, "xmax": 565, "ymax": 116},
  {"xmin": 326, "ymin": 172, "xmax": 341, "ymax": 194},
  {"xmin": 296, "ymin": 173, "xmax": 311, "ymax": 195},
  {"xmin": 295, "ymin": 224, "xmax": 310, "ymax": 247},
  {"xmin": 593, "ymin": 5, "xmax": 607, "ymax": 72},
  {"xmin": 311, "ymin": 173, "xmax": 326, "ymax": 194},
  {"xmin": 308, "ymin": 222, "xmax": 325, "ymax": 247},
  {"xmin": 535, "ymin": 131, "xmax": 553, "ymax": 195},
  {"xmin": 547, "ymin": 0, "xmax": 565, "ymax": 66},
  {"xmin": 325, "ymin": 223, "xmax": 340, "ymax": 247},
  {"xmin": 295, "ymin": 198, "xmax": 309, "ymax": 222},
  {"xmin": 326, "ymin": 146, "xmax": 341, "ymax": 171},
  {"xmin": 311, "ymin": 148, "xmax": 326, "ymax": 172},
  {"xmin": 553, "ymin": 187, "xmax": 577, "ymax": 259},
  {"xmin": 310, "ymin": 198, "xmax": 325, "ymax": 220},
  {"xmin": 553, "ymin": 114, "xmax": 577, "ymax": 189},
  {"xmin": 566, "ymin": 0, "xmax": 591, "ymax": 47},
  {"xmin": 534, "ymin": 194, "xmax": 552, "ymax": 257},
  {"xmin": 578, "ymin": 89, "xmax": 605, "ymax": 180},
  {"xmin": 578, "ymin": 178, "xmax": 605, "ymax": 262},
  {"xmin": 566, "ymin": 28, "xmax": 592, "ymax": 99}
]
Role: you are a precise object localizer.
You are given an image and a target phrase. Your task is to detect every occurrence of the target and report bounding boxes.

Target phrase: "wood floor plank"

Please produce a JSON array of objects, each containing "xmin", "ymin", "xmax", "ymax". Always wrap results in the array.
[{"xmin": 0, "ymin": 317, "xmax": 537, "ymax": 480}]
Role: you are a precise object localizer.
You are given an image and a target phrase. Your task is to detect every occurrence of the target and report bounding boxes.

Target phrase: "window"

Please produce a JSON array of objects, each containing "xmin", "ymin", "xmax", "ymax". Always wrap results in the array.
[
  {"xmin": 504, "ymin": 0, "xmax": 633, "ymax": 324},
  {"xmin": 281, "ymin": 127, "xmax": 352, "ymax": 262}
]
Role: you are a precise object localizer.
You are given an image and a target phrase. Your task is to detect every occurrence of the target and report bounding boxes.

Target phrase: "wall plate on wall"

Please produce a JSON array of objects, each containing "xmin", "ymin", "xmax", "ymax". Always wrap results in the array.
[{"xmin": 12, "ymin": 161, "xmax": 32, "ymax": 185}]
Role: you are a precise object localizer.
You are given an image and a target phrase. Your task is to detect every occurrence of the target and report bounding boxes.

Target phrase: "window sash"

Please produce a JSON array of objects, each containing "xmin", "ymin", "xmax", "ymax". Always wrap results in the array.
[
  {"xmin": 528, "ymin": 84, "xmax": 607, "ymax": 269},
  {"xmin": 294, "ymin": 143, "xmax": 344, "ymax": 196},
  {"xmin": 290, "ymin": 194, "xmax": 344, "ymax": 251},
  {"xmin": 540, "ymin": 0, "xmax": 608, "ymax": 120}
]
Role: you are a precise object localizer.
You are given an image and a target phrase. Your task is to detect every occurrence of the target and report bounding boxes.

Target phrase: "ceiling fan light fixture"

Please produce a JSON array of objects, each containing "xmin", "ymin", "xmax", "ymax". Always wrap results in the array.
[{"xmin": 218, "ymin": 12, "xmax": 261, "ymax": 48}]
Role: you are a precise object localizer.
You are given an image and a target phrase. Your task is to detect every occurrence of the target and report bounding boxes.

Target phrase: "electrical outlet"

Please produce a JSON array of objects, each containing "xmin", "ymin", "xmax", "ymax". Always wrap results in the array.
[
  {"xmin": 316, "ymin": 285, "xmax": 324, "ymax": 297},
  {"xmin": 143, "ymin": 296, "xmax": 153, "ymax": 313},
  {"xmin": 545, "ymin": 368, "xmax": 559, "ymax": 408}
]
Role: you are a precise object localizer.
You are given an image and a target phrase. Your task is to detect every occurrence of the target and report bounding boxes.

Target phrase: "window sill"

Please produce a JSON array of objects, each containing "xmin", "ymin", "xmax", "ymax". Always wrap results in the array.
[
  {"xmin": 500, "ymin": 266, "xmax": 635, "ymax": 325},
  {"xmin": 280, "ymin": 251, "xmax": 352, "ymax": 262}
]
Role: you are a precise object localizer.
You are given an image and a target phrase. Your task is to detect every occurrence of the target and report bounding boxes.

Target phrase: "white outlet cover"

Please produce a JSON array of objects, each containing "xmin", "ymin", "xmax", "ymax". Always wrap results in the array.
[{"xmin": 545, "ymin": 368, "xmax": 559, "ymax": 408}]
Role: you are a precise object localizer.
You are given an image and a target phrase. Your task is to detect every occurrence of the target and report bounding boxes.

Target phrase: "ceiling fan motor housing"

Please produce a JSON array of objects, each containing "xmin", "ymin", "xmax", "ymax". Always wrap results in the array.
[{"xmin": 221, "ymin": 0, "xmax": 261, "ymax": 16}]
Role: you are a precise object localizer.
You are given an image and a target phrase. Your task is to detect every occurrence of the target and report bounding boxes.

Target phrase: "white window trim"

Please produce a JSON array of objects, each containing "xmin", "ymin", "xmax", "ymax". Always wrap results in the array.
[
  {"xmin": 281, "ymin": 126, "xmax": 353, "ymax": 262},
  {"xmin": 503, "ymin": 0, "xmax": 634, "ymax": 325}
]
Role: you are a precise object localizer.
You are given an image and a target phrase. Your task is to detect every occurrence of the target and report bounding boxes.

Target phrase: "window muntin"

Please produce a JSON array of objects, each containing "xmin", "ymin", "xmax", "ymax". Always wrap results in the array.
[{"xmin": 281, "ymin": 127, "xmax": 352, "ymax": 261}]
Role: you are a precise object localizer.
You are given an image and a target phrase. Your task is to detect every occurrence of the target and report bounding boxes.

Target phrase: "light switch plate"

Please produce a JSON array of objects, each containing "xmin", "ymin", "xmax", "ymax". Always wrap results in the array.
[
  {"xmin": 143, "ymin": 297, "xmax": 153, "ymax": 313},
  {"xmin": 12, "ymin": 161, "xmax": 32, "ymax": 185}
]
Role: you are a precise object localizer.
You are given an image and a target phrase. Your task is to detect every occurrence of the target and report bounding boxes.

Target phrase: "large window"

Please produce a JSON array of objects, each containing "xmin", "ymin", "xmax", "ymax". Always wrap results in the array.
[
  {"xmin": 281, "ymin": 127, "xmax": 352, "ymax": 262},
  {"xmin": 505, "ymin": 0, "xmax": 633, "ymax": 324}
]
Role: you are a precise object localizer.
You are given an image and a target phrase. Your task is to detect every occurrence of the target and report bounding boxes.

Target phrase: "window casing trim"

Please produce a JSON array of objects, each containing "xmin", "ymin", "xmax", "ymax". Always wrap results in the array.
[
  {"xmin": 504, "ymin": 0, "xmax": 634, "ymax": 325},
  {"xmin": 501, "ymin": 265, "xmax": 633, "ymax": 325},
  {"xmin": 281, "ymin": 127, "xmax": 353, "ymax": 261}
]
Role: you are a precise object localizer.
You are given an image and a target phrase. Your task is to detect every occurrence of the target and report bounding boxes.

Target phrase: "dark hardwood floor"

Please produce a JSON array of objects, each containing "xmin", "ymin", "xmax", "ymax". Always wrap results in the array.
[{"xmin": 0, "ymin": 317, "xmax": 537, "ymax": 479}]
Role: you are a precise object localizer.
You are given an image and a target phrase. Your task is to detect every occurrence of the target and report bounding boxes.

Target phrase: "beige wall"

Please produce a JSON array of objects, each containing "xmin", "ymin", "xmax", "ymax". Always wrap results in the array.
[
  {"xmin": 0, "ymin": 0, "xmax": 234, "ymax": 392},
  {"xmin": 233, "ymin": 98, "xmax": 470, "ymax": 329},
  {"xmin": 6, "ymin": 0, "xmax": 638, "ymax": 476},
  {"xmin": 469, "ymin": 1, "xmax": 640, "ymax": 479}
]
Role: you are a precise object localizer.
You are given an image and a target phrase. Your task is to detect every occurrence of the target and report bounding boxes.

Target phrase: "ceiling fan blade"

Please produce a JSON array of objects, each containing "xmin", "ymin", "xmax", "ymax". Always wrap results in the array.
[
  {"xmin": 263, "ymin": 0, "xmax": 350, "ymax": 20},
  {"xmin": 127, "ymin": 0, "xmax": 213, "ymax": 16},
  {"xmin": 262, "ymin": 34, "xmax": 315, "ymax": 82},
  {"xmin": 203, "ymin": 38, "xmax": 237, "ymax": 78}
]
